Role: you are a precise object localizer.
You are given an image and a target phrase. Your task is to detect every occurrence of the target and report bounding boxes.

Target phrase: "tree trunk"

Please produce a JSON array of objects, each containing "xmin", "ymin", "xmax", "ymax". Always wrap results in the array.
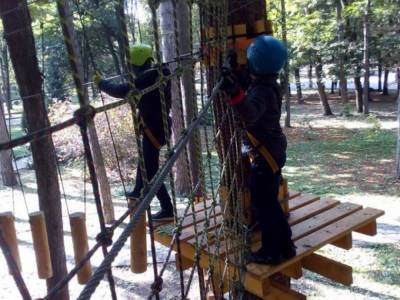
[
  {"xmin": 382, "ymin": 68, "xmax": 389, "ymax": 96},
  {"xmin": 308, "ymin": 63, "xmax": 313, "ymax": 88},
  {"xmin": 336, "ymin": 0, "xmax": 348, "ymax": 103},
  {"xmin": 0, "ymin": 98, "xmax": 17, "ymax": 186},
  {"xmin": 396, "ymin": 93, "xmax": 400, "ymax": 179},
  {"xmin": 160, "ymin": 0, "xmax": 202, "ymax": 195},
  {"xmin": 105, "ymin": 32, "xmax": 122, "ymax": 76},
  {"xmin": 57, "ymin": 0, "xmax": 115, "ymax": 223},
  {"xmin": 0, "ymin": 1, "xmax": 69, "ymax": 298},
  {"xmin": 115, "ymin": 1, "xmax": 128, "ymax": 76},
  {"xmin": 378, "ymin": 61, "xmax": 382, "ymax": 91},
  {"xmin": 362, "ymin": 0, "xmax": 371, "ymax": 115},
  {"xmin": 397, "ymin": 67, "xmax": 400, "ymax": 98},
  {"xmin": 281, "ymin": 0, "xmax": 291, "ymax": 127},
  {"xmin": 0, "ymin": 41, "xmax": 12, "ymax": 111},
  {"xmin": 294, "ymin": 68, "xmax": 303, "ymax": 104},
  {"xmin": 354, "ymin": 76, "xmax": 363, "ymax": 113},
  {"xmin": 315, "ymin": 61, "xmax": 333, "ymax": 116}
]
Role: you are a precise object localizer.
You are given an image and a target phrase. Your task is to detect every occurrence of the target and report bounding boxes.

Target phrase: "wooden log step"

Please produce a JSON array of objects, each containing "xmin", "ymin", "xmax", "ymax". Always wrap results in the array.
[
  {"xmin": 302, "ymin": 253, "xmax": 353, "ymax": 286},
  {"xmin": 246, "ymin": 207, "xmax": 384, "ymax": 279},
  {"xmin": 288, "ymin": 191, "xmax": 301, "ymax": 200},
  {"xmin": 289, "ymin": 193, "xmax": 320, "ymax": 211}
]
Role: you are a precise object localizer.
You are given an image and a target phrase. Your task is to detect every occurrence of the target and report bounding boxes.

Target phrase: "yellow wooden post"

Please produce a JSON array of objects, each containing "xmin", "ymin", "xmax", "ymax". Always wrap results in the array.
[
  {"xmin": 69, "ymin": 212, "xmax": 92, "ymax": 284},
  {"xmin": 29, "ymin": 211, "xmax": 53, "ymax": 279},
  {"xmin": 130, "ymin": 199, "xmax": 147, "ymax": 273},
  {"xmin": 0, "ymin": 212, "xmax": 21, "ymax": 273}
]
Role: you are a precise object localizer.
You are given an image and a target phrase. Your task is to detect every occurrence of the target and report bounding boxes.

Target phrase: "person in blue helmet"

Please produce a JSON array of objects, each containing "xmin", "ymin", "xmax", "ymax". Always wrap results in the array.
[
  {"xmin": 94, "ymin": 44, "xmax": 174, "ymax": 222},
  {"xmin": 220, "ymin": 35, "xmax": 296, "ymax": 265}
]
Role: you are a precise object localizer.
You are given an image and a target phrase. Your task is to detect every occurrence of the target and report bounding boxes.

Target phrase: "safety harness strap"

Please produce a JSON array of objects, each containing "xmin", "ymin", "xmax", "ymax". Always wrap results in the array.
[
  {"xmin": 246, "ymin": 131, "xmax": 279, "ymax": 174},
  {"xmin": 140, "ymin": 116, "xmax": 162, "ymax": 150}
]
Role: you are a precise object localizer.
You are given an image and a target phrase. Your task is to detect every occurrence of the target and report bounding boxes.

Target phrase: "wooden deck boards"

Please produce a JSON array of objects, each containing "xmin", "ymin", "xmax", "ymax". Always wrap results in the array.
[{"xmin": 153, "ymin": 191, "xmax": 384, "ymax": 299}]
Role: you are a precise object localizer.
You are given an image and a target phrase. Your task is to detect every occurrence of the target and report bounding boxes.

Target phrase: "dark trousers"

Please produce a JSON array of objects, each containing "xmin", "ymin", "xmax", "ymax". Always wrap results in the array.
[
  {"xmin": 250, "ymin": 163, "xmax": 293, "ymax": 256},
  {"xmin": 131, "ymin": 134, "xmax": 173, "ymax": 212}
]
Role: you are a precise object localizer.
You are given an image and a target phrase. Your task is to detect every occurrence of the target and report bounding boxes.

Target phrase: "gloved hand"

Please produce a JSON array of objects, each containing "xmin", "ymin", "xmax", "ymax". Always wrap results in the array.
[
  {"xmin": 93, "ymin": 72, "xmax": 103, "ymax": 87},
  {"xmin": 220, "ymin": 73, "xmax": 241, "ymax": 97}
]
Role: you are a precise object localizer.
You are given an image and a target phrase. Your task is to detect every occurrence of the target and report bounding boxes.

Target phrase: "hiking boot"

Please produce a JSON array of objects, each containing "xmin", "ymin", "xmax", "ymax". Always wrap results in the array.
[
  {"xmin": 247, "ymin": 249, "xmax": 283, "ymax": 266},
  {"xmin": 151, "ymin": 209, "xmax": 174, "ymax": 222}
]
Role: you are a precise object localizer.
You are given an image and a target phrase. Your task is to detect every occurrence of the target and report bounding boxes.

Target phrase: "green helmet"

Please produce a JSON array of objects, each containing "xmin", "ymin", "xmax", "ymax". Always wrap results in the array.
[{"xmin": 129, "ymin": 44, "xmax": 153, "ymax": 66}]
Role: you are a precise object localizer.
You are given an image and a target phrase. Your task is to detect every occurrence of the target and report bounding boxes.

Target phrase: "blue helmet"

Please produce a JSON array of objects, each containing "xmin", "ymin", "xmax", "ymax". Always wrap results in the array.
[{"xmin": 247, "ymin": 35, "xmax": 288, "ymax": 75}]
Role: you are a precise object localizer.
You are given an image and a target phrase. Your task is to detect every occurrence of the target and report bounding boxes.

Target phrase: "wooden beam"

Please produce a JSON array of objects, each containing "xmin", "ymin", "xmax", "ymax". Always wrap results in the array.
[
  {"xmin": 266, "ymin": 281, "xmax": 307, "ymax": 300},
  {"xmin": 288, "ymin": 198, "xmax": 339, "ymax": 226},
  {"xmin": 355, "ymin": 220, "xmax": 377, "ymax": 236},
  {"xmin": 331, "ymin": 233, "xmax": 352, "ymax": 250},
  {"xmin": 175, "ymin": 253, "xmax": 193, "ymax": 270},
  {"xmin": 302, "ymin": 253, "xmax": 353, "ymax": 286},
  {"xmin": 281, "ymin": 262, "xmax": 302, "ymax": 279}
]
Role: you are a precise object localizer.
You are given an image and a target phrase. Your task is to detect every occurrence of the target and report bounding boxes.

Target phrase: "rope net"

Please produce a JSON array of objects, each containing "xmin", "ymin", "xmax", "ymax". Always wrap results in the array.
[{"xmin": 0, "ymin": 0, "xmax": 255, "ymax": 299}]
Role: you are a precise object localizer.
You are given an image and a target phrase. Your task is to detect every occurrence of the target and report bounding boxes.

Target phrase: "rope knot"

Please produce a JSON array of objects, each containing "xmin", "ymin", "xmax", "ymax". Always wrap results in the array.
[
  {"xmin": 96, "ymin": 227, "xmax": 113, "ymax": 247},
  {"xmin": 74, "ymin": 105, "xmax": 96, "ymax": 129},
  {"xmin": 151, "ymin": 276, "xmax": 163, "ymax": 295}
]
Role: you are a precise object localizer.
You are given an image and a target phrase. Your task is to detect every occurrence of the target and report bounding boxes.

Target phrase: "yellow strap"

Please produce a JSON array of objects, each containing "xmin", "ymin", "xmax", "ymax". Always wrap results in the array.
[
  {"xmin": 140, "ymin": 117, "xmax": 162, "ymax": 150},
  {"xmin": 246, "ymin": 131, "xmax": 279, "ymax": 174}
]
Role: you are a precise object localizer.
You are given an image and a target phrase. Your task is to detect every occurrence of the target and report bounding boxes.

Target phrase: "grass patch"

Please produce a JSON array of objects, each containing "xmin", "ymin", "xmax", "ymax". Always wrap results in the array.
[{"xmin": 285, "ymin": 128, "xmax": 397, "ymax": 196}]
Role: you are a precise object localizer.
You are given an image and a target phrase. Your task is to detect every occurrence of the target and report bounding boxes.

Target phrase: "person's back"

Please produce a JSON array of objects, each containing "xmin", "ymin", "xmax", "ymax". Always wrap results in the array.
[{"xmin": 220, "ymin": 35, "xmax": 295, "ymax": 265}]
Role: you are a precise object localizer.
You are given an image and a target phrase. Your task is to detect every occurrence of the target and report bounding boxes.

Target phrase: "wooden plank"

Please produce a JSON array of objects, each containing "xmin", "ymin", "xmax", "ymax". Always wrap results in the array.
[
  {"xmin": 288, "ymin": 191, "xmax": 301, "ymax": 200},
  {"xmin": 180, "ymin": 215, "xmax": 223, "ymax": 241},
  {"xmin": 246, "ymin": 207, "xmax": 384, "ymax": 279},
  {"xmin": 331, "ymin": 233, "xmax": 352, "ymax": 250},
  {"xmin": 181, "ymin": 206, "xmax": 221, "ymax": 228},
  {"xmin": 265, "ymin": 282, "xmax": 307, "ymax": 300},
  {"xmin": 302, "ymin": 253, "xmax": 353, "ymax": 286},
  {"xmin": 355, "ymin": 220, "xmax": 377, "ymax": 236},
  {"xmin": 291, "ymin": 202, "xmax": 362, "ymax": 240},
  {"xmin": 289, "ymin": 194, "xmax": 320, "ymax": 211},
  {"xmin": 288, "ymin": 198, "xmax": 339, "ymax": 226},
  {"xmin": 281, "ymin": 262, "xmax": 302, "ymax": 279}
]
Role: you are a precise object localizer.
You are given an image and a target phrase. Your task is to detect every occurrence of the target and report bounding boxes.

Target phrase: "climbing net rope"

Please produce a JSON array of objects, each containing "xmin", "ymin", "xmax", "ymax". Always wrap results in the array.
[{"xmin": 0, "ymin": 0, "xmax": 255, "ymax": 299}]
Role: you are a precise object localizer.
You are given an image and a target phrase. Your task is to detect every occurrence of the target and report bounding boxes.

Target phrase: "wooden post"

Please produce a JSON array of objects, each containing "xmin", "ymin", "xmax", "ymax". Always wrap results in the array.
[
  {"xmin": 69, "ymin": 213, "xmax": 92, "ymax": 284},
  {"xmin": 130, "ymin": 199, "xmax": 147, "ymax": 273},
  {"xmin": 0, "ymin": 212, "xmax": 21, "ymax": 272},
  {"xmin": 29, "ymin": 211, "xmax": 53, "ymax": 279}
]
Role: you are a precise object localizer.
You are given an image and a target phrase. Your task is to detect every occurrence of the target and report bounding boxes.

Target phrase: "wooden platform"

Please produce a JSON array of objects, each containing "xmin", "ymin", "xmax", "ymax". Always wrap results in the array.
[{"xmin": 153, "ymin": 191, "xmax": 384, "ymax": 299}]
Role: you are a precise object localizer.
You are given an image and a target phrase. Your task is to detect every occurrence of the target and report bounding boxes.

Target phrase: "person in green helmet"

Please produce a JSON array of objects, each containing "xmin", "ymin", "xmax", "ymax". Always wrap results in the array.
[{"xmin": 94, "ymin": 44, "xmax": 174, "ymax": 221}]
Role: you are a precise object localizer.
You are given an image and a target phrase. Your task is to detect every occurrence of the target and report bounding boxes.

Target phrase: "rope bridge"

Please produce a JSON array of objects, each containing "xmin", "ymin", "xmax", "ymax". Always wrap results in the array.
[{"xmin": 0, "ymin": 0, "xmax": 384, "ymax": 299}]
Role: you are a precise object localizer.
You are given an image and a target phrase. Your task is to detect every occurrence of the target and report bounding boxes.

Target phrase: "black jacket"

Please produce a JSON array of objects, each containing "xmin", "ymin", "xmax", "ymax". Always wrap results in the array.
[
  {"xmin": 232, "ymin": 75, "xmax": 287, "ymax": 168},
  {"xmin": 98, "ymin": 65, "xmax": 171, "ymax": 142}
]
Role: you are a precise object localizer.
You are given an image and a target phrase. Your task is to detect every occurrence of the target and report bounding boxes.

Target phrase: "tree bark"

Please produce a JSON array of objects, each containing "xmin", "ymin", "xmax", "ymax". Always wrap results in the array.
[
  {"xmin": 0, "ymin": 41, "xmax": 12, "ymax": 111},
  {"xmin": 281, "ymin": 0, "xmax": 291, "ymax": 127},
  {"xmin": 382, "ymin": 68, "xmax": 389, "ymax": 96},
  {"xmin": 161, "ymin": 0, "xmax": 202, "ymax": 196},
  {"xmin": 308, "ymin": 63, "xmax": 313, "ymax": 88},
  {"xmin": 396, "ymin": 93, "xmax": 400, "ymax": 179},
  {"xmin": 362, "ymin": 0, "xmax": 371, "ymax": 115},
  {"xmin": 57, "ymin": 0, "xmax": 115, "ymax": 223},
  {"xmin": 294, "ymin": 68, "xmax": 303, "ymax": 104},
  {"xmin": 0, "ymin": 1, "xmax": 69, "ymax": 298},
  {"xmin": 336, "ymin": 0, "xmax": 348, "ymax": 103},
  {"xmin": 378, "ymin": 61, "xmax": 382, "ymax": 91},
  {"xmin": 354, "ymin": 76, "xmax": 363, "ymax": 113},
  {"xmin": 160, "ymin": 0, "xmax": 191, "ymax": 195},
  {"xmin": 397, "ymin": 67, "xmax": 400, "ymax": 98},
  {"xmin": 0, "ymin": 98, "xmax": 17, "ymax": 186},
  {"xmin": 315, "ymin": 60, "xmax": 333, "ymax": 116}
]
